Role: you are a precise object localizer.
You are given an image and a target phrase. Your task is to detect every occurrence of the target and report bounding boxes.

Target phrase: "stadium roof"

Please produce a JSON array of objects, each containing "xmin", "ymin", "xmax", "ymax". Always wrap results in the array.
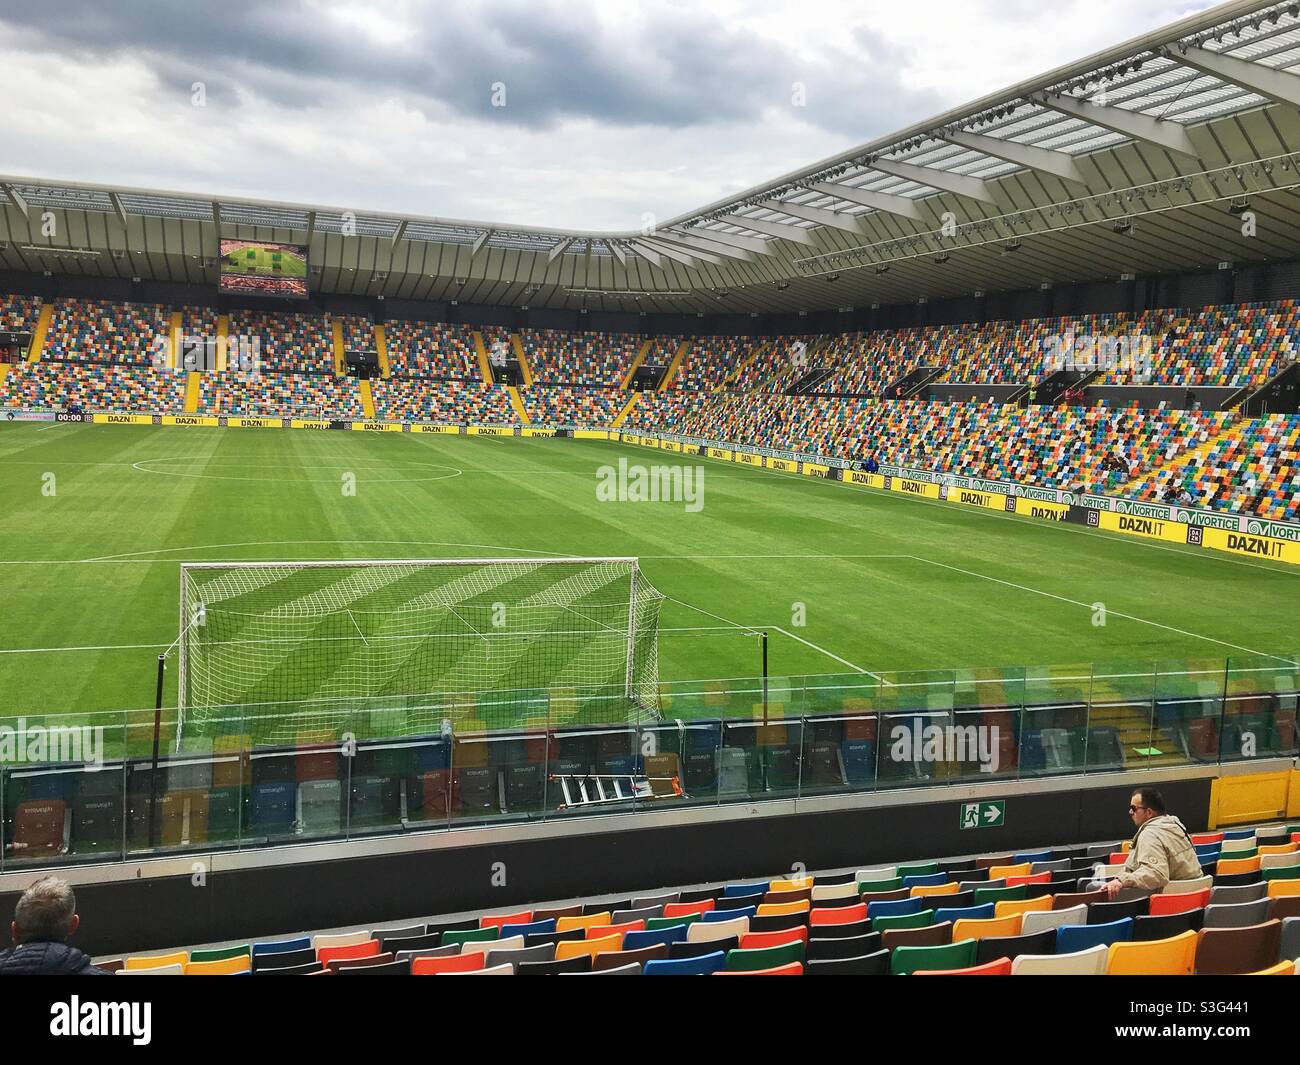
[{"xmin": 4, "ymin": 0, "xmax": 1300, "ymax": 315}]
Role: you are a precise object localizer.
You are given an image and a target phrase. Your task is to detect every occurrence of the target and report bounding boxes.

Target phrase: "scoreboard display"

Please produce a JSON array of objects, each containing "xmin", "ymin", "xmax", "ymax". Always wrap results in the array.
[{"xmin": 218, "ymin": 239, "xmax": 309, "ymax": 298}]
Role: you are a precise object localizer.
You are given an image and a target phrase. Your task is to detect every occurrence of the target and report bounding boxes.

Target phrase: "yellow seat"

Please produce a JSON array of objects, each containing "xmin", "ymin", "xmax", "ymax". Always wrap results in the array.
[
  {"xmin": 124, "ymin": 951, "xmax": 188, "ymax": 971},
  {"xmin": 1248, "ymin": 960, "xmax": 1295, "ymax": 975},
  {"xmin": 184, "ymin": 954, "xmax": 250, "ymax": 975},
  {"xmin": 556, "ymin": 911, "xmax": 612, "ymax": 933},
  {"xmin": 1267, "ymin": 879, "xmax": 1300, "ymax": 899},
  {"xmin": 769, "ymin": 877, "xmax": 813, "ymax": 892},
  {"xmin": 951, "ymin": 914, "xmax": 1023, "ymax": 941},
  {"xmin": 1257, "ymin": 843, "xmax": 1299, "ymax": 856},
  {"xmin": 1215, "ymin": 855, "xmax": 1261, "ymax": 876},
  {"xmin": 911, "ymin": 881, "xmax": 960, "ymax": 898},
  {"xmin": 1105, "ymin": 931, "xmax": 1197, "ymax": 975},
  {"xmin": 755, "ymin": 900, "xmax": 810, "ymax": 917},
  {"xmin": 987, "ymin": 862, "xmax": 1031, "ymax": 880},
  {"xmin": 994, "ymin": 895, "xmax": 1054, "ymax": 919},
  {"xmin": 554, "ymin": 934, "xmax": 622, "ymax": 963}
]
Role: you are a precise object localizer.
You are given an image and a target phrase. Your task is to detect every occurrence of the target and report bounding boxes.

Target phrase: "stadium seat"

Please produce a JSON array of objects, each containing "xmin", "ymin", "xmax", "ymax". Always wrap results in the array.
[
  {"xmin": 1248, "ymin": 960, "xmax": 1295, "ymax": 975},
  {"xmin": 124, "ymin": 951, "xmax": 188, "ymax": 971},
  {"xmin": 725, "ymin": 941, "xmax": 805, "ymax": 971},
  {"xmin": 890, "ymin": 939, "xmax": 978, "ymax": 975},
  {"xmin": 951, "ymin": 914, "xmax": 1022, "ymax": 941},
  {"xmin": 592, "ymin": 945, "xmax": 670, "ymax": 972},
  {"xmin": 1011, "ymin": 944, "xmax": 1109, "ymax": 975},
  {"xmin": 188, "ymin": 944, "xmax": 251, "ymax": 964},
  {"xmin": 1148, "ymin": 889, "xmax": 1210, "ymax": 916},
  {"xmin": 687, "ymin": 916, "xmax": 748, "ymax": 943},
  {"xmin": 974, "ymin": 929, "xmax": 1057, "ymax": 964},
  {"xmin": 714, "ymin": 962, "xmax": 803, "ymax": 976},
  {"xmin": 316, "ymin": 941, "xmax": 380, "ymax": 967},
  {"xmin": 644, "ymin": 952, "xmax": 727, "ymax": 975},
  {"xmin": 1193, "ymin": 920, "xmax": 1283, "ymax": 975},
  {"xmin": 738, "ymin": 928, "xmax": 807, "ymax": 950},
  {"xmin": 881, "ymin": 922, "xmax": 954, "ymax": 951},
  {"xmin": 1056, "ymin": 918, "xmax": 1134, "ymax": 953},
  {"xmin": 1202, "ymin": 898, "xmax": 1272, "ymax": 928},
  {"xmin": 916, "ymin": 957, "xmax": 1012, "ymax": 976},
  {"xmin": 1131, "ymin": 911, "xmax": 1203, "ymax": 941},
  {"xmin": 1021, "ymin": 904, "xmax": 1085, "ymax": 934},
  {"xmin": 413, "ymin": 952, "xmax": 487, "ymax": 975},
  {"xmin": 807, "ymin": 932, "xmax": 882, "ymax": 960},
  {"xmin": 1162, "ymin": 874, "xmax": 1214, "ymax": 895},
  {"xmin": 1105, "ymin": 931, "xmax": 1198, "ymax": 975},
  {"xmin": 117, "ymin": 963, "xmax": 184, "ymax": 976},
  {"xmin": 806, "ymin": 950, "xmax": 891, "ymax": 975},
  {"xmin": 810, "ymin": 902, "xmax": 867, "ymax": 926},
  {"xmin": 555, "ymin": 934, "xmax": 623, "ymax": 963}
]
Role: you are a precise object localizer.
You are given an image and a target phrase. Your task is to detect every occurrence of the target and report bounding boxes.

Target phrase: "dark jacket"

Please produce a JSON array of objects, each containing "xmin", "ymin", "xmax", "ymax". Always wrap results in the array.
[{"xmin": 0, "ymin": 940, "xmax": 109, "ymax": 975}]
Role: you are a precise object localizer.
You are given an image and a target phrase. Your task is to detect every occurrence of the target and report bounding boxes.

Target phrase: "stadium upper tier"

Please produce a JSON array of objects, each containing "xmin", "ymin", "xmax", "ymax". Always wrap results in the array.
[{"xmin": 1, "ymin": 293, "xmax": 1296, "ymax": 521}]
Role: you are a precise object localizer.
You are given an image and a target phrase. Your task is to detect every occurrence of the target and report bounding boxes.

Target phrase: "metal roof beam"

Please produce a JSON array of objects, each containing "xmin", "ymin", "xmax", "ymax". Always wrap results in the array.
[
  {"xmin": 4, "ymin": 184, "xmax": 29, "ymax": 217},
  {"xmin": 632, "ymin": 238, "xmax": 698, "ymax": 268},
  {"xmin": 1172, "ymin": 43, "xmax": 1300, "ymax": 109},
  {"xmin": 471, "ymin": 229, "xmax": 492, "ymax": 255},
  {"xmin": 725, "ymin": 214, "xmax": 821, "ymax": 246},
  {"xmin": 628, "ymin": 240, "xmax": 662, "ymax": 267},
  {"xmin": 757, "ymin": 199, "xmax": 868, "ymax": 234},
  {"xmin": 547, "ymin": 237, "xmax": 574, "ymax": 262},
  {"xmin": 390, "ymin": 219, "xmax": 407, "ymax": 247},
  {"xmin": 305, "ymin": 210, "xmax": 316, "ymax": 245},
  {"xmin": 654, "ymin": 230, "xmax": 756, "ymax": 262},
  {"xmin": 804, "ymin": 181, "xmax": 926, "ymax": 220},
  {"xmin": 940, "ymin": 128, "xmax": 1089, "ymax": 186},
  {"xmin": 1031, "ymin": 92, "xmax": 1200, "ymax": 160},
  {"xmin": 108, "ymin": 192, "xmax": 128, "ymax": 227},
  {"xmin": 672, "ymin": 228, "xmax": 772, "ymax": 255},
  {"xmin": 608, "ymin": 240, "xmax": 628, "ymax": 266},
  {"xmin": 641, "ymin": 235, "xmax": 728, "ymax": 266},
  {"xmin": 864, "ymin": 158, "xmax": 1000, "ymax": 205}
]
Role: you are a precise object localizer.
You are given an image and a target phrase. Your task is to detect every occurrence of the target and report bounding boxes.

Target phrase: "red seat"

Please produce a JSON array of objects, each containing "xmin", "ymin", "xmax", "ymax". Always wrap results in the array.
[
  {"xmin": 1149, "ymin": 889, "xmax": 1210, "ymax": 916},
  {"xmin": 412, "ymin": 951, "xmax": 487, "ymax": 975},
  {"xmin": 810, "ymin": 902, "xmax": 867, "ymax": 926},
  {"xmin": 7, "ymin": 801, "xmax": 68, "ymax": 857},
  {"xmin": 663, "ymin": 899, "xmax": 715, "ymax": 918},
  {"xmin": 316, "ymin": 940, "xmax": 380, "ymax": 966},
  {"xmin": 1006, "ymin": 872, "xmax": 1051, "ymax": 887},
  {"xmin": 714, "ymin": 962, "xmax": 803, "ymax": 975},
  {"xmin": 915, "ymin": 957, "xmax": 1012, "ymax": 975},
  {"xmin": 738, "ymin": 927, "xmax": 808, "ymax": 950},
  {"xmin": 1192, "ymin": 832, "xmax": 1224, "ymax": 846},
  {"xmin": 1107, "ymin": 852, "xmax": 1128, "ymax": 865},
  {"xmin": 480, "ymin": 910, "xmax": 531, "ymax": 930}
]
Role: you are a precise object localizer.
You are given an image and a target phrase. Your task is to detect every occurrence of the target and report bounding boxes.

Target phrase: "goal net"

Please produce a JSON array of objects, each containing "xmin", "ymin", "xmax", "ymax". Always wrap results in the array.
[{"xmin": 176, "ymin": 557, "xmax": 664, "ymax": 746}]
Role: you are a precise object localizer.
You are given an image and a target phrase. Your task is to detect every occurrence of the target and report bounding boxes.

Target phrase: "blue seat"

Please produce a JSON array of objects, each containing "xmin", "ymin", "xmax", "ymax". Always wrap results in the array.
[
  {"xmin": 644, "ymin": 950, "xmax": 726, "ymax": 975},
  {"xmin": 703, "ymin": 906, "xmax": 755, "ymax": 922},
  {"xmin": 1013, "ymin": 850, "xmax": 1052, "ymax": 863},
  {"xmin": 1056, "ymin": 917, "xmax": 1133, "ymax": 953},
  {"xmin": 252, "ymin": 936, "xmax": 311, "ymax": 956},
  {"xmin": 841, "ymin": 739, "xmax": 876, "ymax": 786},
  {"xmin": 500, "ymin": 918, "xmax": 556, "ymax": 939},
  {"xmin": 934, "ymin": 903, "xmax": 995, "ymax": 924},
  {"xmin": 724, "ymin": 882, "xmax": 768, "ymax": 897},
  {"xmin": 1018, "ymin": 731, "xmax": 1046, "ymax": 773},
  {"xmin": 902, "ymin": 872, "xmax": 949, "ymax": 888},
  {"xmin": 249, "ymin": 781, "xmax": 294, "ymax": 834},
  {"xmin": 867, "ymin": 897, "xmax": 922, "ymax": 919},
  {"xmin": 623, "ymin": 926, "xmax": 688, "ymax": 951},
  {"xmin": 1223, "ymin": 829, "xmax": 1255, "ymax": 841}
]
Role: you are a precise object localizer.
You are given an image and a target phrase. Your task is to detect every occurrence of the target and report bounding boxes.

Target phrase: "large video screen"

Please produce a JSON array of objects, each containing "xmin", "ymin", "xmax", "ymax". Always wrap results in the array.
[{"xmin": 218, "ymin": 239, "xmax": 309, "ymax": 298}]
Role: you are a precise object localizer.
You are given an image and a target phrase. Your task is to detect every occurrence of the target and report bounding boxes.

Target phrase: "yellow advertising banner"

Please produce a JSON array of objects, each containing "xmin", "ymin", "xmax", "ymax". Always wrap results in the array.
[
  {"xmin": 350, "ymin": 422, "xmax": 401, "ymax": 432},
  {"xmin": 1200, "ymin": 527, "xmax": 1300, "ymax": 566},
  {"xmin": 521, "ymin": 428, "xmax": 558, "ymax": 437},
  {"xmin": 410, "ymin": 424, "xmax": 461, "ymax": 434},
  {"xmin": 800, "ymin": 463, "xmax": 831, "ymax": 478},
  {"xmin": 574, "ymin": 429, "xmax": 609, "ymax": 440},
  {"xmin": 736, "ymin": 452, "xmax": 763, "ymax": 467},
  {"xmin": 768, "ymin": 458, "xmax": 796, "ymax": 473},
  {"xmin": 845, "ymin": 471, "xmax": 885, "ymax": 489},
  {"xmin": 290, "ymin": 419, "xmax": 331, "ymax": 430},
  {"xmin": 892, "ymin": 476, "xmax": 941, "ymax": 500},
  {"xmin": 1097, "ymin": 510, "xmax": 1187, "ymax": 544},
  {"xmin": 467, "ymin": 426, "xmax": 514, "ymax": 436},
  {"xmin": 227, "ymin": 417, "xmax": 283, "ymax": 428},
  {"xmin": 1014, "ymin": 497, "xmax": 1069, "ymax": 521},
  {"xmin": 707, "ymin": 447, "xmax": 733, "ymax": 461},
  {"xmin": 93, "ymin": 413, "xmax": 153, "ymax": 425},
  {"xmin": 161, "ymin": 415, "xmax": 218, "ymax": 427},
  {"xmin": 946, "ymin": 487, "xmax": 1008, "ymax": 511}
]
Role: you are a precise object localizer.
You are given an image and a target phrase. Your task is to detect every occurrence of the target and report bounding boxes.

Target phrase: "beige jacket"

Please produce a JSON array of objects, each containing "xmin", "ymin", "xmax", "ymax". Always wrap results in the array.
[{"xmin": 1120, "ymin": 814, "xmax": 1203, "ymax": 890}]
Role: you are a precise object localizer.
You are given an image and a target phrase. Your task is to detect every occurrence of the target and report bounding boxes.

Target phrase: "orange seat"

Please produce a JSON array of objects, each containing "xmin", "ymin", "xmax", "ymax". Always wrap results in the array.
[
  {"xmin": 738, "ymin": 927, "xmax": 808, "ymax": 950},
  {"xmin": 916, "ymin": 957, "xmax": 1012, "ymax": 975},
  {"xmin": 987, "ymin": 862, "xmax": 1031, "ymax": 880},
  {"xmin": 1267, "ymin": 879, "xmax": 1300, "ymax": 899},
  {"xmin": 1106, "ymin": 931, "xmax": 1197, "ymax": 975},
  {"xmin": 756, "ymin": 900, "xmax": 811, "ymax": 917},
  {"xmin": 556, "ymin": 912, "xmax": 612, "ymax": 933},
  {"xmin": 1215, "ymin": 855, "xmax": 1261, "ymax": 876},
  {"xmin": 586, "ymin": 920, "xmax": 644, "ymax": 940},
  {"xmin": 1148, "ymin": 890, "xmax": 1210, "ymax": 917},
  {"xmin": 555, "ymin": 934, "xmax": 623, "ymax": 963},
  {"xmin": 480, "ymin": 909, "xmax": 532, "ymax": 930},
  {"xmin": 1257, "ymin": 843, "xmax": 1298, "ymax": 856},
  {"xmin": 714, "ymin": 962, "xmax": 803, "ymax": 975},
  {"xmin": 911, "ymin": 881, "xmax": 961, "ymax": 898},
  {"xmin": 316, "ymin": 940, "xmax": 380, "ymax": 966},
  {"xmin": 951, "ymin": 914, "xmax": 1022, "ymax": 941},
  {"xmin": 810, "ymin": 903, "xmax": 867, "ymax": 926},
  {"xmin": 412, "ymin": 951, "xmax": 486, "ymax": 975},
  {"xmin": 1248, "ymin": 960, "xmax": 1295, "ymax": 975},
  {"xmin": 994, "ymin": 896, "xmax": 1053, "ymax": 919},
  {"xmin": 184, "ymin": 954, "xmax": 251, "ymax": 976},
  {"xmin": 663, "ymin": 900, "xmax": 714, "ymax": 919}
]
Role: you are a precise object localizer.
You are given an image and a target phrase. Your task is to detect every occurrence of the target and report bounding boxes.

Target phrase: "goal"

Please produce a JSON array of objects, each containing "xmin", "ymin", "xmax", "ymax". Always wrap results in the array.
[{"xmin": 175, "ymin": 557, "xmax": 664, "ymax": 746}]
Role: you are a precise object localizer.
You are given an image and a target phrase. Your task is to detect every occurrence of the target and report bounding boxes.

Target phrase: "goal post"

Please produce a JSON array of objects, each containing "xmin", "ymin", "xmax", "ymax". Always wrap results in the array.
[{"xmin": 174, "ymin": 557, "xmax": 664, "ymax": 747}]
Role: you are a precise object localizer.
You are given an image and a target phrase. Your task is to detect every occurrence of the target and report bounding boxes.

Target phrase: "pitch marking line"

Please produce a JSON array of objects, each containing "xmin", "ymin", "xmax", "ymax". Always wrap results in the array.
[{"xmin": 907, "ymin": 555, "xmax": 1287, "ymax": 661}]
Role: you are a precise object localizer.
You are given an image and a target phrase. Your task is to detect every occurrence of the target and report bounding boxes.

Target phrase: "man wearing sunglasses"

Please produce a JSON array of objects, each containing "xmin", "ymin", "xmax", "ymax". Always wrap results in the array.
[{"xmin": 1101, "ymin": 787, "xmax": 1202, "ymax": 899}]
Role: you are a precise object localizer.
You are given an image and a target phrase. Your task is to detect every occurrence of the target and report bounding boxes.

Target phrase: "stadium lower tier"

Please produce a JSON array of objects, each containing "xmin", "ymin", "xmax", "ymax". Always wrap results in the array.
[
  {"xmin": 370, "ymin": 378, "xmax": 516, "ymax": 423},
  {"xmin": 521, "ymin": 385, "xmax": 625, "ymax": 425},
  {"xmin": 197, "ymin": 373, "xmax": 364, "ymax": 419},
  {"xmin": 74, "ymin": 821, "xmax": 1300, "ymax": 974},
  {"xmin": 0, "ymin": 362, "xmax": 184, "ymax": 412}
]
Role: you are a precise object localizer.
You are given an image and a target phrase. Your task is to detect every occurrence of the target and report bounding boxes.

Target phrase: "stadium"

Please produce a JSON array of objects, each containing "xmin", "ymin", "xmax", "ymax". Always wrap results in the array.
[{"xmin": 0, "ymin": 0, "xmax": 1298, "ymax": 1011}]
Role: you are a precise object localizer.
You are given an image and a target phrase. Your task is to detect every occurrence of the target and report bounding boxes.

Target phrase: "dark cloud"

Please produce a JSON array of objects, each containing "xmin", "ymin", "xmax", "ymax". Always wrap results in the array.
[{"xmin": 0, "ymin": 0, "xmax": 941, "ymax": 139}]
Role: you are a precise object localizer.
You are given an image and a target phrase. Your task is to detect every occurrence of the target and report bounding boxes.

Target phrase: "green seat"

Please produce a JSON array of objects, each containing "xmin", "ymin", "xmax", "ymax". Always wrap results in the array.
[
  {"xmin": 974, "ymin": 884, "xmax": 1027, "ymax": 905},
  {"xmin": 857, "ymin": 877, "xmax": 904, "ymax": 893},
  {"xmin": 725, "ymin": 940, "xmax": 805, "ymax": 972},
  {"xmin": 896, "ymin": 861, "xmax": 938, "ymax": 879},
  {"xmin": 1222, "ymin": 847, "xmax": 1258, "ymax": 860},
  {"xmin": 890, "ymin": 938, "xmax": 978, "ymax": 975},
  {"xmin": 646, "ymin": 914, "xmax": 701, "ymax": 930},
  {"xmin": 1264, "ymin": 865, "xmax": 1300, "ymax": 881},
  {"xmin": 189, "ymin": 943, "xmax": 251, "ymax": 964},
  {"xmin": 872, "ymin": 909, "xmax": 934, "ymax": 932},
  {"xmin": 442, "ymin": 927, "xmax": 499, "ymax": 947}
]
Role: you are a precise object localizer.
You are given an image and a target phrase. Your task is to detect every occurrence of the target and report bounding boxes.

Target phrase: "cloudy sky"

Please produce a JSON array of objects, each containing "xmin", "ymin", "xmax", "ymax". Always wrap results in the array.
[{"xmin": 0, "ymin": 0, "xmax": 1204, "ymax": 230}]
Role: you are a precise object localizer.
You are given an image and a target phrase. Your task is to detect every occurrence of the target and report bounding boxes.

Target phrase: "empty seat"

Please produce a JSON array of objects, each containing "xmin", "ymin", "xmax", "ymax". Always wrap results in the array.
[
  {"xmin": 1106, "ymin": 931, "xmax": 1198, "ymax": 975},
  {"xmin": 1148, "ymin": 890, "xmax": 1209, "ymax": 917},
  {"xmin": 1162, "ymin": 874, "xmax": 1213, "ymax": 895},
  {"xmin": 1202, "ymin": 898, "xmax": 1272, "ymax": 928},
  {"xmin": 951, "ymin": 914, "xmax": 1022, "ymax": 941},
  {"xmin": 806, "ymin": 950, "xmax": 890, "ymax": 975},
  {"xmin": 725, "ymin": 941, "xmax": 804, "ymax": 972},
  {"xmin": 917, "ymin": 957, "xmax": 1012, "ymax": 976},
  {"xmin": 1011, "ymin": 944, "xmax": 1108, "ymax": 975},
  {"xmin": 890, "ymin": 938, "xmax": 978, "ymax": 975},
  {"xmin": 1131, "ymin": 910, "xmax": 1204, "ymax": 941},
  {"xmin": 644, "ymin": 951, "xmax": 726, "ymax": 975},
  {"xmin": 1057, "ymin": 918, "xmax": 1133, "ymax": 953},
  {"xmin": 1022, "ymin": 904, "xmax": 1088, "ymax": 934},
  {"xmin": 1194, "ymin": 920, "xmax": 1283, "ymax": 975},
  {"xmin": 807, "ymin": 932, "xmax": 881, "ymax": 961},
  {"xmin": 1087, "ymin": 898, "xmax": 1150, "ymax": 924},
  {"xmin": 412, "ymin": 952, "xmax": 486, "ymax": 975},
  {"xmin": 1210, "ymin": 883, "xmax": 1268, "ymax": 905}
]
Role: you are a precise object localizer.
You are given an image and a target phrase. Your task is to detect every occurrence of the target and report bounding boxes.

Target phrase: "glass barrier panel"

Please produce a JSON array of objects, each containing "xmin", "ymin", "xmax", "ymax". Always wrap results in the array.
[
  {"xmin": 1017, "ymin": 700, "xmax": 1089, "ymax": 778},
  {"xmin": 873, "ymin": 670, "xmax": 956, "ymax": 715},
  {"xmin": 720, "ymin": 716, "xmax": 803, "ymax": 802},
  {"xmin": 799, "ymin": 713, "xmax": 878, "ymax": 796},
  {"xmin": 446, "ymin": 728, "xmax": 552, "ymax": 827},
  {"xmin": 800, "ymin": 673, "xmax": 879, "ymax": 716},
  {"xmin": 630, "ymin": 719, "xmax": 721, "ymax": 810},
  {"xmin": 876, "ymin": 710, "xmax": 949, "ymax": 790},
  {"xmin": 946, "ymin": 704, "xmax": 1020, "ymax": 784},
  {"xmin": 2, "ymin": 760, "xmax": 127, "ymax": 868},
  {"xmin": 242, "ymin": 742, "xmax": 343, "ymax": 846}
]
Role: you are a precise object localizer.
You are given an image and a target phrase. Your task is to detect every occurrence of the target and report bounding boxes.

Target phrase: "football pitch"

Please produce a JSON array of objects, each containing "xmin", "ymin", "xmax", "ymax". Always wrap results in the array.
[
  {"xmin": 0, "ymin": 422, "xmax": 1295, "ymax": 748},
  {"xmin": 220, "ymin": 246, "xmax": 307, "ymax": 277}
]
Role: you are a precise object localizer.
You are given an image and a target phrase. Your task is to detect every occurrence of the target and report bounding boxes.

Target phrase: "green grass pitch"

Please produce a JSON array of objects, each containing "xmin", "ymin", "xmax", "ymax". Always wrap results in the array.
[
  {"xmin": 220, "ymin": 245, "xmax": 307, "ymax": 278},
  {"xmin": 0, "ymin": 422, "xmax": 1294, "ymax": 749}
]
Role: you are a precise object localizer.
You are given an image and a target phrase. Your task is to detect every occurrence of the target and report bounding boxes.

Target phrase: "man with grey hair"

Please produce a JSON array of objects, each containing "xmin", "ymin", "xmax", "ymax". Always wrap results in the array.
[{"xmin": 0, "ymin": 876, "xmax": 107, "ymax": 975}]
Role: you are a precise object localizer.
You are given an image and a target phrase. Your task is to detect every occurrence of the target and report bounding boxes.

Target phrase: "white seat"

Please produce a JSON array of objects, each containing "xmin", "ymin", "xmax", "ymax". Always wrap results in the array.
[
  {"xmin": 1261, "ymin": 851, "xmax": 1300, "ymax": 870},
  {"xmin": 1011, "ymin": 944, "xmax": 1108, "ymax": 975},
  {"xmin": 439, "ymin": 962, "xmax": 514, "ymax": 975},
  {"xmin": 812, "ymin": 881, "xmax": 860, "ymax": 902},
  {"xmin": 1162, "ymin": 874, "xmax": 1213, "ymax": 895},
  {"xmin": 1021, "ymin": 903, "xmax": 1088, "ymax": 934},
  {"xmin": 855, "ymin": 866, "xmax": 896, "ymax": 883},
  {"xmin": 312, "ymin": 929, "xmax": 371, "ymax": 950},
  {"xmin": 686, "ymin": 916, "xmax": 748, "ymax": 943},
  {"xmin": 117, "ymin": 963, "xmax": 183, "ymax": 975},
  {"xmin": 1220, "ymin": 837, "xmax": 1257, "ymax": 854},
  {"xmin": 478, "ymin": 935, "xmax": 526, "ymax": 959}
]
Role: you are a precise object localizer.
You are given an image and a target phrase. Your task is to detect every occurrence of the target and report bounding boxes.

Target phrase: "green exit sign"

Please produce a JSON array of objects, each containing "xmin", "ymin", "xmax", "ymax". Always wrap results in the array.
[{"xmin": 960, "ymin": 801, "xmax": 1005, "ymax": 829}]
